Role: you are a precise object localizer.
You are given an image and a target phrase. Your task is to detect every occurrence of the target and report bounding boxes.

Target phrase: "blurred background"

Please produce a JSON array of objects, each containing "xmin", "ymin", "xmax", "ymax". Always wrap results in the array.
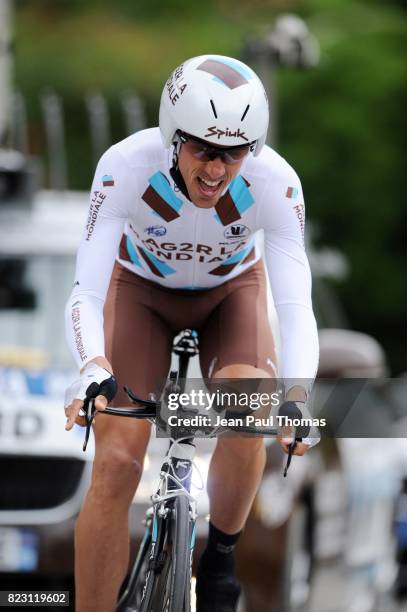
[{"xmin": 0, "ymin": 0, "xmax": 406, "ymax": 610}]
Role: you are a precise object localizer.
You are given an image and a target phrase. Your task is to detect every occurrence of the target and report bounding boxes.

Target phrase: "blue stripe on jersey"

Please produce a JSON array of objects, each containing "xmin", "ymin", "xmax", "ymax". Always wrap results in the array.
[
  {"xmin": 229, "ymin": 176, "xmax": 255, "ymax": 215},
  {"xmin": 126, "ymin": 237, "xmax": 143, "ymax": 268},
  {"xmin": 224, "ymin": 241, "xmax": 254, "ymax": 265},
  {"xmin": 140, "ymin": 247, "xmax": 176, "ymax": 276},
  {"xmin": 149, "ymin": 172, "xmax": 183, "ymax": 213}
]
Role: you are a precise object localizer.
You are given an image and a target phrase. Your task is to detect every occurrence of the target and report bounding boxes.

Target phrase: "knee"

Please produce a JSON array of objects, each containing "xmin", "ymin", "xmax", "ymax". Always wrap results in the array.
[{"xmin": 91, "ymin": 447, "xmax": 145, "ymax": 502}]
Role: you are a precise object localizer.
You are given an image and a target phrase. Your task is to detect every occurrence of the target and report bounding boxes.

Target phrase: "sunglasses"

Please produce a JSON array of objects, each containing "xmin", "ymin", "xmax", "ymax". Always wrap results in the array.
[{"xmin": 178, "ymin": 131, "xmax": 255, "ymax": 165}]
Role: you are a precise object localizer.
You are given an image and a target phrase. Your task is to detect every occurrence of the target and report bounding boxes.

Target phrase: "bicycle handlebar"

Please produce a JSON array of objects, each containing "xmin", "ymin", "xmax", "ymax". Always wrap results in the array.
[{"xmin": 82, "ymin": 384, "xmax": 304, "ymax": 477}]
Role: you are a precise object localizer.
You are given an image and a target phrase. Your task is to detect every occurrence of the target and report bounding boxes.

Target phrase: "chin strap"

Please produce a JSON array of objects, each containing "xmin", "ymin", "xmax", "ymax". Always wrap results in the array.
[{"xmin": 170, "ymin": 141, "xmax": 191, "ymax": 201}]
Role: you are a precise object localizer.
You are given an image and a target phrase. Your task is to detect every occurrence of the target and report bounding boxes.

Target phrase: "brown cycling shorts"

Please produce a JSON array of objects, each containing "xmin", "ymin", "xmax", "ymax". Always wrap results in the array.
[{"xmin": 104, "ymin": 260, "xmax": 277, "ymax": 406}]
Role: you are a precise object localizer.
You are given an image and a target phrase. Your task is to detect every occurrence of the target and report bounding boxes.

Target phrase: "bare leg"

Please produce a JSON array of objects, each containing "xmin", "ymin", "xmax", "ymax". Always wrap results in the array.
[
  {"xmin": 74, "ymin": 418, "xmax": 151, "ymax": 612},
  {"xmin": 207, "ymin": 364, "xmax": 271, "ymax": 534}
]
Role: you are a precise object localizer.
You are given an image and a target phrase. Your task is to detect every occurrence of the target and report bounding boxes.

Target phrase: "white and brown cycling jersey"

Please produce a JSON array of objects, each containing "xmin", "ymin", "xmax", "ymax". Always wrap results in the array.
[{"xmin": 65, "ymin": 127, "xmax": 319, "ymax": 388}]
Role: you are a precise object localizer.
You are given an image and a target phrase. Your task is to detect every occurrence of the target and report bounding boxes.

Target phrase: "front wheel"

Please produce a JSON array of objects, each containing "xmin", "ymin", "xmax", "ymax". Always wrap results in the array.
[
  {"xmin": 127, "ymin": 495, "xmax": 191, "ymax": 612},
  {"xmin": 116, "ymin": 522, "xmax": 152, "ymax": 611},
  {"xmin": 151, "ymin": 494, "xmax": 192, "ymax": 612}
]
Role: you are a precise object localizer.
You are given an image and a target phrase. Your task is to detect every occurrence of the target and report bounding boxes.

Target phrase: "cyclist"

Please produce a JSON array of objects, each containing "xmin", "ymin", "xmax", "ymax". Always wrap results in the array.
[{"xmin": 64, "ymin": 54, "xmax": 319, "ymax": 612}]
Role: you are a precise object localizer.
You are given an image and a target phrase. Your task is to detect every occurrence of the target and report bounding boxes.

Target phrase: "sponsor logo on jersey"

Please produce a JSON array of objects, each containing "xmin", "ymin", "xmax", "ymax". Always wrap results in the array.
[
  {"xmin": 205, "ymin": 126, "xmax": 248, "ymax": 142},
  {"xmin": 144, "ymin": 225, "xmax": 167, "ymax": 237},
  {"xmin": 129, "ymin": 235, "xmax": 249, "ymax": 266},
  {"xmin": 86, "ymin": 191, "xmax": 106, "ymax": 241},
  {"xmin": 224, "ymin": 224, "xmax": 250, "ymax": 239},
  {"xmin": 71, "ymin": 302, "xmax": 87, "ymax": 362},
  {"xmin": 286, "ymin": 186, "xmax": 298, "ymax": 199},
  {"xmin": 293, "ymin": 203, "xmax": 305, "ymax": 243}
]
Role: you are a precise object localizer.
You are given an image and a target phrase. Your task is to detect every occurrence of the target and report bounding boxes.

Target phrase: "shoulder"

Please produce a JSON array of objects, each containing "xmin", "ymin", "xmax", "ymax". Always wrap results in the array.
[
  {"xmin": 243, "ymin": 144, "xmax": 302, "ymax": 191},
  {"xmin": 244, "ymin": 145, "xmax": 305, "ymax": 234},
  {"xmin": 102, "ymin": 127, "xmax": 168, "ymax": 171}
]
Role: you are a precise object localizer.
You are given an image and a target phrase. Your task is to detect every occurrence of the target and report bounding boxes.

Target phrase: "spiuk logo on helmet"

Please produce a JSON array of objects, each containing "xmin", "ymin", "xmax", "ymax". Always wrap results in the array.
[
  {"xmin": 205, "ymin": 127, "xmax": 248, "ymax": 142},
  {"xmin": 159, "ymin": 54, "xmax": 269, "ymax": 155}
]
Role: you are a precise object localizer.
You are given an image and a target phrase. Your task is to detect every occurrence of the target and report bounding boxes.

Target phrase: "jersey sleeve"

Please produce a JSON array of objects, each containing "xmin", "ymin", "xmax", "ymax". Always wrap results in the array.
[
  {"xmin": 64, "ymin": 146, "xmax": 133, "ymax": 369},
  {"xmin": 257, "ymin": 164, "xmax": 319, "ymax": 392}
]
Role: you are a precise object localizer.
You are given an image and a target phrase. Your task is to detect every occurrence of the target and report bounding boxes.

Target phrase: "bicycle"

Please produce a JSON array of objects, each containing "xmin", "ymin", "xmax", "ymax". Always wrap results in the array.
[{"xmin": 80, "ymin": 329, "xmax": 303, "ymax": 612}]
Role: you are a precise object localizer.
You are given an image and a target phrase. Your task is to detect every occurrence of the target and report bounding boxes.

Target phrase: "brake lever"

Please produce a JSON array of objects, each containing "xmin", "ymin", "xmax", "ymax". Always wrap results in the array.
[
  {"xmin": 283, "ymin": 440, "xmax": 297, "ymax": 478},
  {"xmin": 82, "ymin": 398, "xmax": 97, "ymax": 452}
]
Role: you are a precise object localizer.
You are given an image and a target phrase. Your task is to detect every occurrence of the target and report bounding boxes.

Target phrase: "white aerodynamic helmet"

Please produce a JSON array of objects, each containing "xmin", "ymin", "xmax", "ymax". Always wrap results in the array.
[{"xmin": 159, "ymin": 55, "xmax": 269, "ymax": 156}]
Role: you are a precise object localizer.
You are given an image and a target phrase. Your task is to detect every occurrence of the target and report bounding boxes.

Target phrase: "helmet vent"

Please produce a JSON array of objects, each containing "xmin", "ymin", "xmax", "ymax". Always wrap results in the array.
[
  {"xmin": 241, "ymin": 105, "xmax": 250, "ymax": 121},
  {"xmin": 210, "ymin": 99, "xmax": 218, "ymax": 119}
]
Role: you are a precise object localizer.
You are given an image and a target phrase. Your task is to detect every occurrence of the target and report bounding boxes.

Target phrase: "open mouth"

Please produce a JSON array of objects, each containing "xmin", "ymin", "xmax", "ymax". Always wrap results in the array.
[{"xmin": 196, "ymin": 176, "xmax": 224, "ymax": 198}]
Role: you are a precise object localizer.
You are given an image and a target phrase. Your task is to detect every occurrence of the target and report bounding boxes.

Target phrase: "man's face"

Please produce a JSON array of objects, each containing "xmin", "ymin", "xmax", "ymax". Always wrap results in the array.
[{"xmin": 178, "ymin": 136, "xmax": 249, "ymax": 209}]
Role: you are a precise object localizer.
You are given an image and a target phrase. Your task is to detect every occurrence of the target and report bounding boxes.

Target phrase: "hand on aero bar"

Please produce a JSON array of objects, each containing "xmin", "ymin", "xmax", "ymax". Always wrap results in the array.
[
  {"xmin": 64, "ymin": 360, "xmax": 117, "ymax": 430},
  {"xmin": 278, "ymin": 398, "xmax": 320, "ymax": 457}
]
